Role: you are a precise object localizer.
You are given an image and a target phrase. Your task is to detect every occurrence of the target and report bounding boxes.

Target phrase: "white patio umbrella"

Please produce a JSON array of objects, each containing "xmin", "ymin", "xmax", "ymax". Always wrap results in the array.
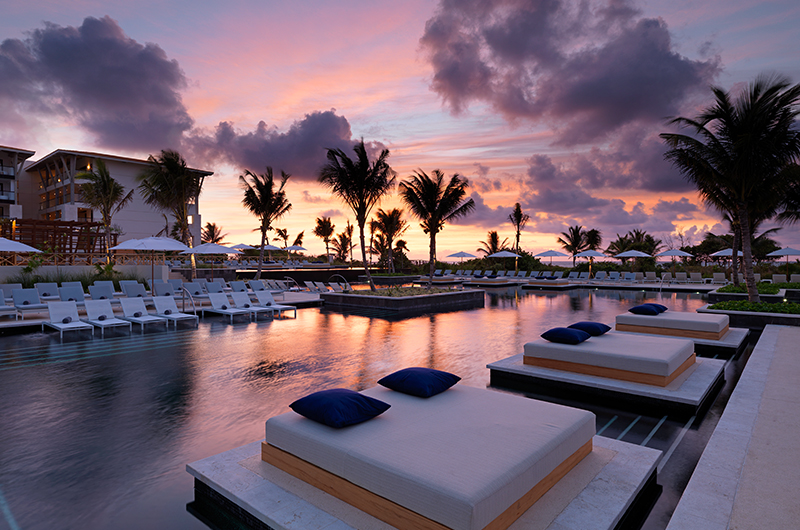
[
  {"xmin": 575, "ymin": 249, "xmax": 605, "ymax": 276},
  {"xmin": 709, "ymin": 248, "xmax": 743, "ymax": 258},
  {"xmin": 535, "ymin": 249, "xmax": 568, "ymax": 265},
  {"xmin": 0, "ymin": 237, "xmax": 42, "ymax": 253},
  {"xmin": 655, "ymin": 249, "xmax": 694, "ymax": 274},
  {"xmin": 110, "ymin": 237, "xmax": 190, "ymax": 287},
  {"xmin": 767, "ymin": 247, "xmax": 800, "ymax": 276},
  {"xmin": 447, "ymin": 251, "xmax": 476, "ymax": 263},
  {"xmin": 229, "ymin": 243, "xmax": 255, "ymax": 250},
  {"xmin": 614, "ymin": 250, "xmax": 651, "ymax": 272},
  {"xmin": 181, "ymin": 243, "xmax": 241, "ymax": 280},
  {"xmin": 488, "ymin": 250, "xmax": 521, "ymax": 271}
]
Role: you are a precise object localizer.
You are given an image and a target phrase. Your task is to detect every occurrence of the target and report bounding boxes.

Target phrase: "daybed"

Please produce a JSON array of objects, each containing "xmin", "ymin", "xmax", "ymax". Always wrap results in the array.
[
  {"xmin": 262, "ymin": 384, "xmax": 595, "ymax": 530},
  {"xmin": 616, "ymin": 311, "xmax": 729, "ymax": 340},
  {"xmin": 523, "ymin": 332, "xmax": 696, "ymax": 387}
]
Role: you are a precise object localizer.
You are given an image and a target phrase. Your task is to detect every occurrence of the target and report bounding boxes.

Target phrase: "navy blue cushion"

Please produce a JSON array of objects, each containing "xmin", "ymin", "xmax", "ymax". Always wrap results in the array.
[
  {"xmin": 568, "ymin": 321, "xmax": 611, "ymax": 336},
  {"xmin": 289, "ymin": 389, "xmax": 391, "ymax": 428},
  {"xmin": 541, "ymin": 327, "xmax": 591, "ymax": 344},
  {"xmin": 629, "ymin": 304, "xmax": 659, "ymax": 315},
  {"xmin": 378, "ymin": 367, "xmax": 461, "ymax": 398},
  {"xmin": 644, "ymin": 303, "xmax": 668, "ymax": 313}
]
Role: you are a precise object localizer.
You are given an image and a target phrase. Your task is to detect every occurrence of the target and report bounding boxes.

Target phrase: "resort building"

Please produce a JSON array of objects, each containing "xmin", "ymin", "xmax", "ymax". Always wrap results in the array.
[
  {"xmin": 11, "ymin": 148, "xmax": 213, "ymax": 244},
  {"xmin": 0, "ymin": 145, "xmax": 36, "ymax": 220}
]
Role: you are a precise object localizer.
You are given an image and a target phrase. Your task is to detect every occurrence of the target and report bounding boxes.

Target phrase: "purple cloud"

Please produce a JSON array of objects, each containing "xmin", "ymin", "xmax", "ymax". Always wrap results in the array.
[
  {"xmin": 420, "ymin": 0, "xmax": 720, "ymax": 144},
  {"xmin": 0, "ymin": 16, "xmax": 192, "ymax": 151}
]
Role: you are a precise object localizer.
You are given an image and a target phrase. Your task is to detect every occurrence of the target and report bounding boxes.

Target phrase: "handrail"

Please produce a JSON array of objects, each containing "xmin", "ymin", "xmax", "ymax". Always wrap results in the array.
[
  {"xmin": 180, "ymin": 287, "xmax": 198, "ymax": 315},
  {"xmin": 327, "ymin": 273, "xmax": 352, "ymax": 291}
]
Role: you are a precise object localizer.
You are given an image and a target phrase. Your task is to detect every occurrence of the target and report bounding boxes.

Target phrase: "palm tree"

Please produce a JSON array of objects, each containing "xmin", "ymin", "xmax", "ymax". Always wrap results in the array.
[
  {"xmin": 605, "ymin": 234, "xmax": 634, "ymax": 263},
  {"xmin": 201, "ymin": 222, "xmax": 228, "ymax": 244},
  {"xmin": 330, "ymin": 222, "xmax": 354, "ymax": 263},
  {"xmin": 508, "ymin": 203, "xmax": 530, "ymax": 252},
  {"xmin": 558, "ymin": 225, "xmax": 588, "ymax": 266},
  {"xmin": 661, "ymin": 74, "xmax": 800, "ymax": 301},
  {"xmin": 313, "ymin": 217, "xmax": 335, "ymax": 263},
  {"xmin": 239, "ymin": 167, "xmax": 292, "ymax": 279},
  {"xmin": 292, "ymin": 231, "xmax": 304, "ymax": 247},
  {"xmin": 477, "ymin": 230, "xmax": 509, "ymax": 256},
  {"xmin": 372, "ymin": 208, "xmax": 408, "ymax": 272},
  {"xmin": 138, "ymin": 150, "xmax": 203, "ymax": 246},
  {"xmin": 319, "ymin": 139, "xmax": 397, "ymax": 291},
  {"xmin": 584, "ymin": 228, "xmax": 602, "ymax": 251},
  {"xmin": 344, "ymin": 221, "xmax": 355, "ymax": 261},
  {"xmin": 274, "ymin": 228, "xmax": 290, "ymax": 250},
  {"xmin": 399, "ymin": 169, "xmax": 476, "ymax": 287},
  {"xmin": 76, "ymin": 159, "xmax": 134, "ymax": 264}
]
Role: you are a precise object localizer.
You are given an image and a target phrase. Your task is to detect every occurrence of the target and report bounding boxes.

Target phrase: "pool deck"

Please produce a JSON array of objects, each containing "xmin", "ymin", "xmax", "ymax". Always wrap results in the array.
[{"xmin": 666, "ymin": 324, "xmax": 800, "ymax": 529}]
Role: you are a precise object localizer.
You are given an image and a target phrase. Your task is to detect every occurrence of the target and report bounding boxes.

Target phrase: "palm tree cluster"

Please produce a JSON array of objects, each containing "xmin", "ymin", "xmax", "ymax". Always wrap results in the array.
[
  {"xmin": 370, "ymin": 208, "xmax": 408, "ymax": 273},
  {"xmin": 477, "ymin": 231, "xmax": 509, "ymax": 256},
  {"xmin": 557, "ymin": 225, "xmax": 603, "ymax": 266},
  {"xmin": 201, "ymin": 222, "xmax": 227, "ymax": 244},
  {"xmin": 313, "ymin": 217, "xmax": 335, "ymax": 263},
  {"xmin": 604, "ymin": 229, "xmax": 662, "ymax": 263},
  {"xmin": 661, "ymin": 74, "xmax": 800, "ymax": 301}
]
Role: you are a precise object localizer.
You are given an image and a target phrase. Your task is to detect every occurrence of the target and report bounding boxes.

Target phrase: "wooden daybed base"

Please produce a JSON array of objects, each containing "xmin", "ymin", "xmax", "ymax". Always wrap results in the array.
[
  {"xmin": 616, "ymin": 323, "xmax": 728, "ymax": 341},
  {"xmin": 524, "ymin": 353, "xmax": 696, "ymax": 387}
]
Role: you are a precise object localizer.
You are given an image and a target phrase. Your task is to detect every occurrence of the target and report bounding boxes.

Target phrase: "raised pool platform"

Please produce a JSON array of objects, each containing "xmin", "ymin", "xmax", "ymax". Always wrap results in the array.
[
  {"xmin": 187, "ymin": 434, "xmax": 661, "ymax": 530},
  {"xmin": 488, "ymin": 354, "xmax": 725, "ymax": 420}
]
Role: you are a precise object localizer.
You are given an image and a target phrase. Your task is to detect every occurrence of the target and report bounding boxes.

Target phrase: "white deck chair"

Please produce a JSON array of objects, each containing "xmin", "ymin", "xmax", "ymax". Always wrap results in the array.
[
  {"xmin": 0, "ymin": 302, "xmax": 18, "ymax": 320},
  {"xmin": 592, "ymin": 271, "xmax": 606, "ymax": 282},
  {"xmin": 688, "ymin": 273, "xmax": 704, "ymax": 284},
  {"xmin": 230, "ymin": 291, "xmax": 273, "ymax": 321},
  {"xmin": 152, "ymin": 296, "xmax": 198, "ymax": 328},
  {"xmin": 303, "ymin": 281, "xmax": 319, "ymax": 292},
  {"xmin": 58, "ymin": 285, "xmax": 87, "ymax": 305},
  {"xmin": 153, "ymin": 282, "xmax": 177, "ymax": 297},
  {"xmin": 254, "ymin": 290, "xmax": 296, "ymax": 318},
  {"xmin": 83, "ymin": 300, "xmax": 132, "ymax": 337},
  {"xmin": 248, "ymin": 280, "xmax": 268, "ymax": 292},
  {"xmin": 121, "ymin": 282, "xmax": 153, "ymax": 302},
  {"xmin": 42, "ymin": 301, "xmax": 93, "ymax": 340},
  {"xmin": 606, "ymin": 271, "xmax": 620, "ymax": 282},
  {"xmin": 229, "ymin": 280, "xmax": 249, "ymax": 292},
  {"xmin": 13, "ymin": 288, "xmax": 48, "ymax": 319},
  {"xmin": 643, "ymin": 271, "xmax": 658, "ymax": 283},
  {"xmin": 119, "ymin": 298, "xmax": 168, "ymax": 333},
  {"xmin": 578, "ymin": 272, "xmax": 590, "ymax": 281},
  {"xmin": 203, "ymin": 293, "xmax": 250, "ymax": 324},
  {"xmin": 35, "ymin": 282, "xmax": 60, "ymax": 301},
  {"xmin": 314, "ymin": 282, "xmax": 331, "ymax": 292},
  {"xmin": 183, "ymin": 282, "xmax": 210, "ymax": 303},
  {"xmin": 1, "ymin": 283, "xmax": 22, "ymax": 304}
]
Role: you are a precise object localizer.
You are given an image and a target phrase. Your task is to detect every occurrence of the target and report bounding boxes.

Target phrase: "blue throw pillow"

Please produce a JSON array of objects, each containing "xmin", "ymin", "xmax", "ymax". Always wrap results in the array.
[
  {"xmin": 290, "ymin": 389, "xmax": 391, "ymax": 428},
  {"xmin": 644, "ymin": 303, "xmax": 668, "ymax": 313},
  {"xmin": 629, "ymin": 304, "xmax": 659, "ymax": 315},
  {"xmin": 568, "ymin": 321, "xmax": 611, "ymax": 336},
  {"xmin": 541, "ymin": 327, "xmax": 591, "ymax": 344},
  {"xmin": 378, "ymin": 367, "xmax": 461, "ymax": 398}
]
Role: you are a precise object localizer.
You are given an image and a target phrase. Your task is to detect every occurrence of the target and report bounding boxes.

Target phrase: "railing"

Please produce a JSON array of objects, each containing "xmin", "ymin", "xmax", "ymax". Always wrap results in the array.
[
  {"xmin": 0, "ymin": 192, "xmax": 14, "ymax": 201},
  {"xmin": 0, "ymin": 167, "xmax": 14, "ymax": 177},
  {"xmin": 0, "ymin": 252, "xmax": 166, "ymax": 267}
]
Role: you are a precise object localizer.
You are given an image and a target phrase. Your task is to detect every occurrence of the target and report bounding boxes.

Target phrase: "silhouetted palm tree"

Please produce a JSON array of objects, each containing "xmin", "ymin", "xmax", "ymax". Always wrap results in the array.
[
  {"xmin": 313, "ymin": 217, "xmax": 335, "ymax": 263},
  {"xmin": 558, "ymin": 225, "xmax": 587, "ymax": 266},
  {"xmin": 76, "ymin": 159, "xmax": 134, "ymax": 263},
  {"xmin": 508, "ymin": 203, "xmax": 530, "ymax": 252},
  {"xmin": 240, "ymin": 167, "xmax": 291, "ymax": 279},
  {"xmin": 661, "ymin": 74, "xmax": 800, "ymax": 301},
  {"xmin": 584, "ymin": 228, "xmax": 602, "ymax": 251},
  {"xmin": 477, "ymin": 231, "xmax": 509, "ymax": 256},
  {"xmin": 399, "ymin": 169, "xmax": 475, "ymax": 287},
  {"xmin": 605, "ymin": 234, "xmax": 634, "ymax": 263},
  {"xmin": 319, "ymin": 140, "xmax": 397, "ymax": 290},
  {"xmin": 331, "ymin": 221, "xmax": 354, "ymax": 263},
  {"xmin": 201, "ymin": 222, "xmax": 228, "ymax": 244},
  {"xmin": 373, "ymin": 208, "xmax": 408, "ymax": 272}
]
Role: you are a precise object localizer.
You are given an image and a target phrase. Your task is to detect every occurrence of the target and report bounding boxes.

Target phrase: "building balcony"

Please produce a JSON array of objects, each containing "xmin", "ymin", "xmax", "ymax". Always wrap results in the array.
[
  {"xmin": 0, "ymin": 192, "xmax": 15, "ymax": 202},
  {"xmin": 0, "ymin": 167, "xmax": 14, "ymax": 177}
]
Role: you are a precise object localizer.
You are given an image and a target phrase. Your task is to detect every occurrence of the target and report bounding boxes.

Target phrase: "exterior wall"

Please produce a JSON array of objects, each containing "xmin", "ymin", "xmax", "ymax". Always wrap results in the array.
[
  {"xmin": 0, "ymin": 146, "xmax": 35, "ymax": 220},
  {"xmin": 0, "ymin": 264, "xmax": 169, "ymax": 283}
]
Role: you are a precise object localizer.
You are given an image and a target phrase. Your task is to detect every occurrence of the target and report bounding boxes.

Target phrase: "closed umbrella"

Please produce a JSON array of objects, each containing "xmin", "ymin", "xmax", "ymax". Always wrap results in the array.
[
  {"xmin": 767, "ymin": 247, "xmax": 800, "ymax": 276},
  {"xmin": 181, "ymin": 243, "xmax": 241, "ymax": 280}
]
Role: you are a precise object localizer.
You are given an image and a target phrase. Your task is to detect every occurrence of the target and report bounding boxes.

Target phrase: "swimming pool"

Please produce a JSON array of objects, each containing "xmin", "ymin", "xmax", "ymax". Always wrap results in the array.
[{"xmin": 0, "ymin": 288, "xmax": 711, "ymax": 529}]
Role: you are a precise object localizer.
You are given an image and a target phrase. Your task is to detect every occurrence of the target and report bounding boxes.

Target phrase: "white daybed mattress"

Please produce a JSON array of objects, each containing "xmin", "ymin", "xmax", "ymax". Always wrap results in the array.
[
  {"xmin": 616, "ymin": 311, "xmax": 729, "ymax": 333},
  {"xmin": 264, "ymin": 385, "xmax": 595, "ymax": 530},
  {"xmin": 523, "ymin": 332, "xmax": 695, "ymax": 377}
]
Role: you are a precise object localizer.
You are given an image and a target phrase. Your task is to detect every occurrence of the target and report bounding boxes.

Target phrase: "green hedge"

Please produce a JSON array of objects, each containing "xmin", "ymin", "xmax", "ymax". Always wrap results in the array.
[
  {"xmin": 716, "ymin": 283, "xmax": 780, "ymax": 295},
  {"xmin": 709, "ymin": 300, "xmax": 800, "ymax": 314}
]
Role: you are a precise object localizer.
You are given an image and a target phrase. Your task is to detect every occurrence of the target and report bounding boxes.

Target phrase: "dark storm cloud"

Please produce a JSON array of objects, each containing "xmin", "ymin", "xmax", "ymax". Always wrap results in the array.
[
  {"xmin": 184, "ymin": 110, "xmax": 355, "ymax": 181},
  {"xmin": 451, "ymin": 191, "xmax": 509, "ymax": 228},
  {"xmin": 652, "ymin": 198, "xmax": 698, "ymax": 219},
  {"xmin": 522, "ymin": 154, "xmax": 611, "ymax": 215},
  {"xmin": 0, "ymin": 16, "xmax": 192, "ymax": 151},
  {"xmin": 420, "ymin": 0, "xmax": 720, "ymax": 144}
]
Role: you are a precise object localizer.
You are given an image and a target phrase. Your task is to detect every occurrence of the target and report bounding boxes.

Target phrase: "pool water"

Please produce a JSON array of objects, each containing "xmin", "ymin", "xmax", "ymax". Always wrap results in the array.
[{"xmin": 0, "ymin": 289, "xmax": 710, "ymax": 530}]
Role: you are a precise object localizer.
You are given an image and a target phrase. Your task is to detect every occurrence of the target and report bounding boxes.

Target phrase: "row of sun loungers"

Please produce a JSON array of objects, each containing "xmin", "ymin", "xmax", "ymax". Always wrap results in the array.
[{"xmin": 431, "ymin": 269, "xmax": 793, "ymax": 284}]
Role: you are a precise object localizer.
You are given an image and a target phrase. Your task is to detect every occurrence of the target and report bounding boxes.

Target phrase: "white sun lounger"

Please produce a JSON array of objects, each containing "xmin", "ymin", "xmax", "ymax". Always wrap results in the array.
[
  {"xmin": 524, "ymin": 332, "xmax": 696, "ymax": 386},
  {"xmin": 13, "ymin": 288, "xmax": 48, "ymax": 319},
  {"xmin": 254, "ymin": 290, "xmax": 296, "ymax": 318},
  {"xmin": 1, "ymin": 283, "xmax": 22, "ymax": 304},
  {"xmin": 121, "ymin": 282, "xmax": 153, "ymax": 303},
  {"xmin": 42, "ymin": 301, "xmax": 93, "ymax": 340},
  {"xmin": 119, "ymin": 298, "xmax": 168, "ymax": 333},
  {"xmin": 152, "ymin": 295, "xmax": 199, "ymax": 328},
  {"xmin": 616, "ymin": 311, "xmax": 730, "ymax": 340},
  {"xmin": 203, "ymin": 292, "xmax": 250, "ymax": 324},
  {"xmin": 34, "ymin": 282, "xmax": 59, "ymax": 301},
  {"xmin": 230, "ymin": 291, "xmax": 273, "ymax": 321},
  {"xmin": 82, "ymin": 299, "xmax": 132, "ymax": 337},
  {"xmin": 264, "ymin": 385, "xmax": 594, "ymax": 530}
]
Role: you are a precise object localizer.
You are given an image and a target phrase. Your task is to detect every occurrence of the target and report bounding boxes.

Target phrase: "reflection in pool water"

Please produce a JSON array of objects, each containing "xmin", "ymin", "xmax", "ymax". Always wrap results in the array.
[{"xmin": 0, "ymin": 288, "xmax": 707, "ymax": 529}]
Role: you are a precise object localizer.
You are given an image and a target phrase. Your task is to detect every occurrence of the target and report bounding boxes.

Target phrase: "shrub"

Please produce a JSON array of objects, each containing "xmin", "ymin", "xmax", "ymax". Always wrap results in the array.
[
  {"xmin": 709, "ymin": 300, "xmax": 800, "ymax": 314},
  {"xmin": 716, "ymin": 283, "xmax": 780, "ymax": 295}
]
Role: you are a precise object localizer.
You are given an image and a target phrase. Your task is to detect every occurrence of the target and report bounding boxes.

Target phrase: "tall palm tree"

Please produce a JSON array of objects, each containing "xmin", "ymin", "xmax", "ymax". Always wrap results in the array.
[
  {"xmin": 558, "ymin": 225, "xmax": 588, "ymax": 266},
  {"xmin": 274, "ymin": 228, "xmax": 290, "ymax": 250},
  {"xmin": 239, "ymin": 167, "xmax": 291, "ymax": 279},
  {"xmin": 292, "ymin": 231, "xmax": 304, "ymax": 247},
  {"xmin": 201, "ymin": 222, "xmax": 228, "ymax": 244},
  {"xmin": 584, "ymin": 228, "xmax": 602, "ymax": 251},
  {"xmin": 330, "ymin": 225, "xmax": 354, "ymax": 263},
  {"xmin": 313, "ymin": 217, "xmax": 335, "ymax": 263},
  {"xmin": 399, "ymin": 169, "xmax": 475, "ymax": 287},
  {"xmin": 138, "ymin": 150, "xmax": 203, "ymax": 247},
  {"xmin": 344, "ymin": 221, "xmax": 355, "ymax": 262},
  {"xmin": 605, "ymin": 234, "xmax": 634, "ymax": 263},
  {"xmin": 508, "ymin": 203, "xmax": 530, "ymax": 252},
  {"xmin": 661, "ymin": 74, "xmax": 800, "ymax": 301},
  {"xmin": 477, "ymin": 230, "xmax": 509, "ymax": 256},
  {"xmin": 76, "ymin": 159, "xmax": 134, "ymax": 264},
  {"xmin": 319, "ymin": 139, "xmax": 397, "ymax": 290},
  {"xmin": 372, "ymin": 208, "xmax": 407, "ymax": 273}
]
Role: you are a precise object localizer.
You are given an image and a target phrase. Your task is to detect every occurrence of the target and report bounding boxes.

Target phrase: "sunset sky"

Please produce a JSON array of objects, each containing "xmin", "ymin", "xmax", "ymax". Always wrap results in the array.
[{"xmin": 2, "ymin": 0, "xmax": 799, "ymax": 260}]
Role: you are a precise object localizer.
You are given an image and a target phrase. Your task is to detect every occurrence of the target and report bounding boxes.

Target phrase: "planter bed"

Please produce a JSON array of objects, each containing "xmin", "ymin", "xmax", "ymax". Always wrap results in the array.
[
  {"xmin": 697, "ymin": 303, "xmax": 800, "ymax": 330},
  {"xmin": 707, "ymin": 288, "xmax": 785, "ymax": 304},
  {"xmin": 358, "ymin": 274, "xmax": 420, "ymax": 286},
  {"xmin": 320, "ymin": 289, "xmax": 484, "ymax": 314}
]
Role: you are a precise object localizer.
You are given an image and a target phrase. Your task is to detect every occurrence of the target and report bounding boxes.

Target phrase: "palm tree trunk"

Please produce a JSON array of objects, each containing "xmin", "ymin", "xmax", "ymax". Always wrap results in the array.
[
  {"xmin": 387, "ymin": 237, "xmax": 394, "ymax": 273},
  {"xmin": 104, "ymin": 224, "xmax": 112, "ymax": 265},
  {"xmin": 731, "ymin": 226, "xmax": 741, "ymax": 286},
  {"xmin": 256, "ymin": 225, "xmax": 266, "ymax": 280},
  {"xmin": 428, "ymin": 232, "xmax": 436, "ymax": 288},
  {"xmin": 738, "ymin": 204, "xmax": 759, "ymax": 302},
  {"xmin": 358, "ymin": 222, "xmax": 376, "ymax": 291},
  {"xmin": 325, "ymin": 239, "xmax": 330, "ymax": 264}
]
